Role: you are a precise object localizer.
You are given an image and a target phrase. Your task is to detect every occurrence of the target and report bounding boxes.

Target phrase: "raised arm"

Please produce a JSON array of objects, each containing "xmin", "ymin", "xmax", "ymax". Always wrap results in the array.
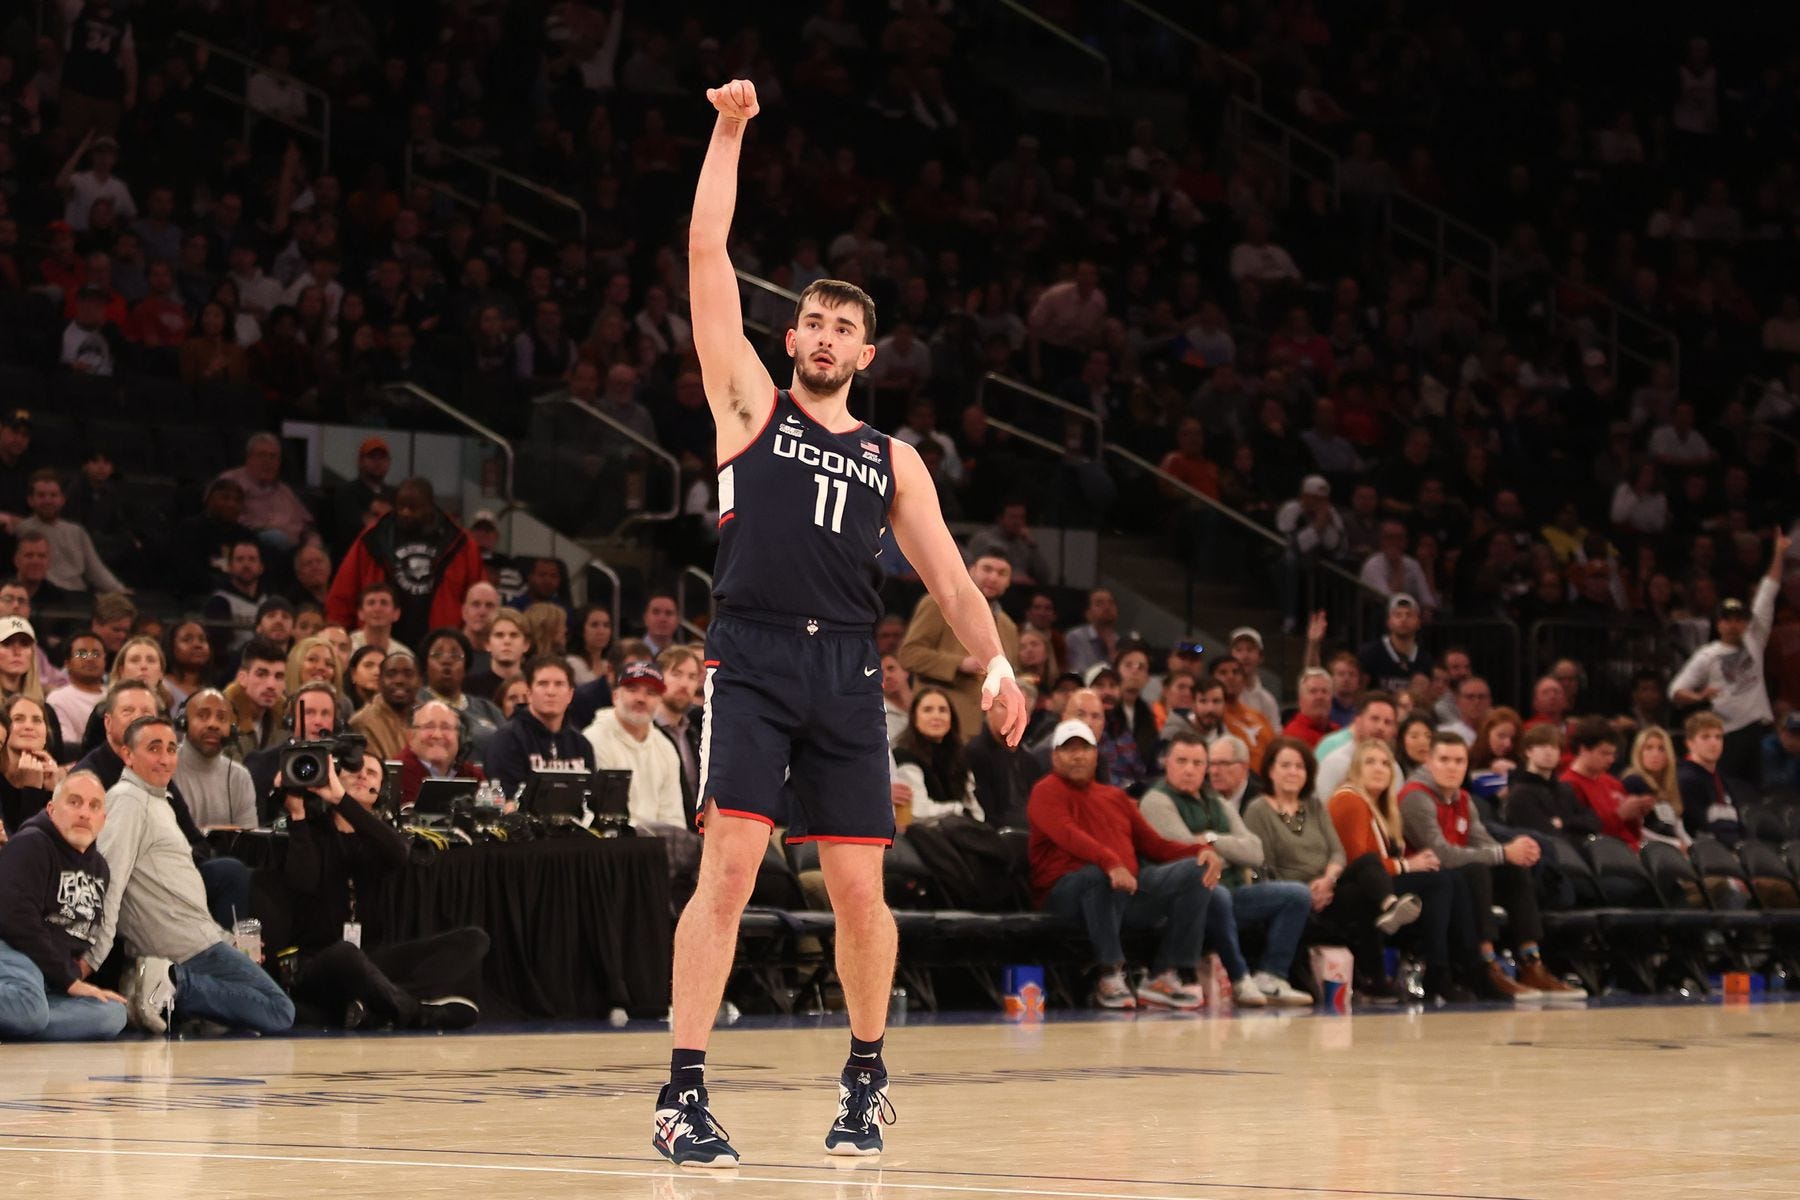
[
  {"xmin": 889, "ymin": 439, "xmax": 1028, "ymax": 745},
  {"xmin": 690, "ymin": 80, "xmax": 775, "ymax": 457}
]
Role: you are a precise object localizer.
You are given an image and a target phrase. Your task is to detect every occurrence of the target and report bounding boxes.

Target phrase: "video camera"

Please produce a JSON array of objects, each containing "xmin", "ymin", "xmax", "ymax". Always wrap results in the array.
[{"xmin": 279, "ymin": 734, "xmax": 369, "ymax": 807}]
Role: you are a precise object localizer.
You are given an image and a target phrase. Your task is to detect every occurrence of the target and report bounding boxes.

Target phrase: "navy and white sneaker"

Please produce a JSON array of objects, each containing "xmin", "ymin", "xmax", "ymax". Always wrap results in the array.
[
  {"xmin": 825, "ymin": 1069, "xmax": 896, "ymax": 1156},
  {"xmin": 652, "ymin": 1085, "xmax": 739, "ymax": 1168}
]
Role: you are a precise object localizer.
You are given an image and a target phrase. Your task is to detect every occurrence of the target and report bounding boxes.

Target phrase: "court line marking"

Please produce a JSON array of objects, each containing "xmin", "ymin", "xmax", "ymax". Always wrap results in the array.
[
  {"xmin": 0, "ymin": 1144, "xmax": 1237, "ymax": 1199},
  {"xmin": 0, "ymin": 1134, "xmax": 1537, "ymax": 1200}
]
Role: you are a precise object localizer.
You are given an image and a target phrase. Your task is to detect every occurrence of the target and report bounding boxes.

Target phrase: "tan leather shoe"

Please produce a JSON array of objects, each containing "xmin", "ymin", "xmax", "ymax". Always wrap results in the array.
[
  {"xmin": 1484, "ymin": 959, "xmax": 1542, "ymax": 1001},
  {"xmin": 1517, "ymin": 958, "xmax": 1587, "ymax": 999}
]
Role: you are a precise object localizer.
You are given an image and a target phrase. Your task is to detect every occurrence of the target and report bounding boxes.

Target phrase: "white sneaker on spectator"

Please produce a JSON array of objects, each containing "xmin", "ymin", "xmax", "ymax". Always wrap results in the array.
[
  {"xmin": 1231, "ymin": 976, "xmax": 1268, "ymax": 1008},
  {"xmin": 1375, "ymin": 894, "xmax": 1423, "ymax": 935},
  {"xmin": 125, "ymin": 956, "xmax": 176, "ymax": 1034},
  {"xmin": 1255, "ymin": 972, "xmax": 1314, "ymax": 1007},
  {"xmin": 1093, "ymin": 972, "xmax": 1136, "ymax": 1009}
]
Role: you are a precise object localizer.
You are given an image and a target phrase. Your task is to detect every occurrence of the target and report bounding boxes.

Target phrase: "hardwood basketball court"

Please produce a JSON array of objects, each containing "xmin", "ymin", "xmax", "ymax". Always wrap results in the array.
[{"xmin": 0, "ymin": 998, "xmax": 1790, "ymax": 1199}]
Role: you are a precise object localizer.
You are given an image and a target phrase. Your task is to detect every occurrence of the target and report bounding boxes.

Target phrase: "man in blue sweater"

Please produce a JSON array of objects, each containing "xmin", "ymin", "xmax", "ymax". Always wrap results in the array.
[{"xmin": 0, "ymin": 771, "xmax": 129, "ymax": 1040}]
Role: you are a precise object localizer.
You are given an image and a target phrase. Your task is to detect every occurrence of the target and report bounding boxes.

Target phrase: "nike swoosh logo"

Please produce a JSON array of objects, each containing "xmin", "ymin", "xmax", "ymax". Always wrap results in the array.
[{"xmin": 863, "ymin": 667, "xmax": 878, "ymax": 676}]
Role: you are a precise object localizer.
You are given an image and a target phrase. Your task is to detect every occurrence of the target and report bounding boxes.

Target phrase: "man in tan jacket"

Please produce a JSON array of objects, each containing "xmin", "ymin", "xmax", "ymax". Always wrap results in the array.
[{"xmin": 899, "ymin": 552, "xmax": 1020, "ymax": 741}]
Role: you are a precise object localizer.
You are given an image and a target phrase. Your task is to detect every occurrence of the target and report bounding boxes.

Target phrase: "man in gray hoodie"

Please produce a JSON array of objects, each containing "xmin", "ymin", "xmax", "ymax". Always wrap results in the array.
[
  {"xmin": 1398, "ymin": 731, "xmax": 1584, "ymax": 1001},
  {"xmin": 85, "ymin": 714, "xmax": 294, "ymax": 1035}
]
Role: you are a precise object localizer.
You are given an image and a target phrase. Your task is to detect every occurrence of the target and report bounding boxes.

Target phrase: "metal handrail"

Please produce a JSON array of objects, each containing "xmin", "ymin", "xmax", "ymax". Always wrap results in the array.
[
  {"xmin": 1101, "ymin": 441, "xmax": 1386, "ymax": 602},
  {"xmin": 737, "ymin": 269, "xmax": 799, "ymax": 304},
  {"xmin": 548, "ymin": 395, "xmax": 683, "ymax": 532},
  {"xmin": 733, "ymin": 268, "xmax": 800, "ymax": 337},
  {"xmin": 676, "ymin": 565, "xmax": 714, "ymax": 641},
  {"xmin": 984, "ymin": 415, "xmax": 1074, "ymax": 459},
  {"xmin": 175, "ymin": 33, "xmax": 332, "ymax": 168},
  {"xmin": 1115, "ymin": 0, "xmax": 1261, "ymax": 105},
  {"xmin": 1548, "ymin": 283, "xmax": 1682, "ymax": 384},
  {"xmin": 405, "ymin": 140, "xmax": 587, "ymax": 246},
  {"xmin": 1225, "ymin": 96, "xmax": 1340, "ymax": 199},
  {"xmin": 581, "ymin": 557, "xmax": 622, "ymax": 641},
  {"xmin": 991, "ymin": 0, "xmax": 1112, "ymax": 87},
  {"xmin": 380, "ymin": 382, "xmax": 515, "ymax": 504},
  {"xmin": 975, "ymin": 372, "xmax": 1104, "ymax": 445},
  {"xmin": 1758, "ymin": 420, "xmax": 1800, "ymax": 451},
  {"xmin": 1386, "ymin": 190, "xmax": 1501, "ymax": 317}
]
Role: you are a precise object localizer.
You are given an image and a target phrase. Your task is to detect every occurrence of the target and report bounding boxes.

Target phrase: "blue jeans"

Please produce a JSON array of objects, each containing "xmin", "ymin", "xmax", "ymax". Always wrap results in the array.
[
  {"xmin": 1045, "ymin": 859, "xmax": 1212, "ymax": 971},
  {"xmin": 1205, "ymin": 881, "xmax": 1313, "ymax": 980},
  {"xmin": 173, "ymin": 942, "xmax": 295, "ymax": 1034},
  {"xmin": 0, "ymin": 941, "xmax": 127, "ymax": 1041},
  {"xmin": 199, "ymin": 856, "xmax": 251, "ymax": 930}
]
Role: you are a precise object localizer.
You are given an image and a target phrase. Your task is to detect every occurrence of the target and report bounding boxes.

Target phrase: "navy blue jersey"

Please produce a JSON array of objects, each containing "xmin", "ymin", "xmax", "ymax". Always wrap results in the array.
[{"xmin": 712, "ymin": 390, "xmax": 894, "ymax": 628}]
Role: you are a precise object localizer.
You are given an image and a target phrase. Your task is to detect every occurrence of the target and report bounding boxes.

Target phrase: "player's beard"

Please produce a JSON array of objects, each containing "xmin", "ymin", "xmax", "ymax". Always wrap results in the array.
[{"xmin": 794, "ymin": 354, "xmax": 857, "ymax": 395}]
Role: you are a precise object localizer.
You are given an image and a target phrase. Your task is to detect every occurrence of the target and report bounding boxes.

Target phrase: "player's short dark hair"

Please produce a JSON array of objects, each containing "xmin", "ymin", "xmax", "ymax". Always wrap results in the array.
[{"xmin": 795, "ymin": 279, "xmax": 877, "ymax": 343}]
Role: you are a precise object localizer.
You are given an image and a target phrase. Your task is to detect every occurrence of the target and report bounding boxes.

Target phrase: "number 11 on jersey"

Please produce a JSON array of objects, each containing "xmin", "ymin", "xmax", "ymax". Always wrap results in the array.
[{"xmin": 811, "ymin": 473, "xmax": 847, "ymax": 534}]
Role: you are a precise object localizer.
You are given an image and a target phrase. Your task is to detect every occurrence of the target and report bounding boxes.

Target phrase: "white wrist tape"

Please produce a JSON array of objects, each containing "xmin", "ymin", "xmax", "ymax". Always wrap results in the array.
[{"xmin": 981, "ymin": 655, "xmax": 1015, "ymax": 700}]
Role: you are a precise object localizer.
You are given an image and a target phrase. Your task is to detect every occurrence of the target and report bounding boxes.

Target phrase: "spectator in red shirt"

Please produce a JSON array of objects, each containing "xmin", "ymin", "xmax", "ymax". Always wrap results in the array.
[
  {"xmin": 1560, "ymin": 717, "xmax": 1652, "ymax": 849},
  {"xmin": 60, "ymin": 252, "xmax": 129, "ymax": 328},
  {"xmin": 37, "ymin": 222, "xmax": 85, "ymax": 300},
  {"xmin": 130, "ymin": 260, "xmax": 191, "ymax": 348},
  {"xmin": 1266, "ymin": 306, "xmax": 1335, "ymax": 383},
  {"xmin": 1029, "ymin": 719, "xmax": 1223, "ymax": 1011},
  {"xmin": 1157, "ymin": 417, "xmax": 1219, "ymax": 500},
  {"xmin": 1282, "ymin": 668, "xmax": 1337, "ymax": 748}
]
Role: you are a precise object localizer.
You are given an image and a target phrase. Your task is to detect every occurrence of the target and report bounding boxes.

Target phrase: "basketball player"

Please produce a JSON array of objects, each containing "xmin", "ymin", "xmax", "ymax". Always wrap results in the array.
[{"xmin": 652, "ymin": 78, "xmax": 1029, "ymax": 1168}]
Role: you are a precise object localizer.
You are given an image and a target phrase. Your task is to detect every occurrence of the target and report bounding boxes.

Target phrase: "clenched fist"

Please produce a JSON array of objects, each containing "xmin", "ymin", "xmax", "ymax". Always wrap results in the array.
[{"xmin": 707, "ymin": 79, "xmax": 760, "ymax": 121}]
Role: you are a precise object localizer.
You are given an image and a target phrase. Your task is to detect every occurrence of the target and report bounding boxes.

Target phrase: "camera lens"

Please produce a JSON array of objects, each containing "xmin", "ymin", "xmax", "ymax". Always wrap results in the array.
[{"xmin": 292, "ymin": 756, "xmax": 319, "ymax": 783}]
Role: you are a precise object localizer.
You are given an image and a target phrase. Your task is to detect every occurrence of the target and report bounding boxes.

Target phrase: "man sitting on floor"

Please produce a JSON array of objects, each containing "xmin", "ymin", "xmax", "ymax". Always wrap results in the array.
[
  {"xmin": 86, "ymin": 715, "xmax": 295, "ymax": 1035},
  {"xmin": 0, "ymin": 772, "xmax": 129, "ymax": 1041}
]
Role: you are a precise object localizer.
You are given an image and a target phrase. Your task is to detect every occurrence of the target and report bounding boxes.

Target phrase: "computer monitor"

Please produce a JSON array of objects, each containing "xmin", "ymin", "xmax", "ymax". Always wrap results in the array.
[
  {"xmin": 523, "ymin": 771, "xmax": 590, "ymax": 821},
  {"xmin": 590, "ymin": 768, "xmax": 632, "ymax": 822},
  {"xmin": 414, "ymin": 777, "xmax": 481, "ymax": 816}
]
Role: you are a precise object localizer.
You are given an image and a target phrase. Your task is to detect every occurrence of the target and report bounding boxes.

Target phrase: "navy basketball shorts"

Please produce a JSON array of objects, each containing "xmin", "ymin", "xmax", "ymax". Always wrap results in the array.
[{"xmin": 699, "ymin": 610, "xmax": 895, "ymax": 846}]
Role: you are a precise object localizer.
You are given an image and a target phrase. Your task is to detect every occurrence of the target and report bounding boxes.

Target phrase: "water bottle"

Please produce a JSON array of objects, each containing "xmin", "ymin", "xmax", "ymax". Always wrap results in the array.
[
  {"xmin": 1397, "ymin": 955, "xmax": 1426, "ymax": 1002},
  {"xmin": 232, "ymin": 917, "xmax": 263, "ymax": 964},
  {"xmin": 889, "ymin": 986, "xmax": 909, "ymax": 1023}
]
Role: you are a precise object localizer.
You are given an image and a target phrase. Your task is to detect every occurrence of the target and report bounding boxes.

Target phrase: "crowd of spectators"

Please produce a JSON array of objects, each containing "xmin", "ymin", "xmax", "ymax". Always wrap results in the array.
[{"xmin": 0, "ymin": 0, "xmax": 1798, "ymax": 1032}]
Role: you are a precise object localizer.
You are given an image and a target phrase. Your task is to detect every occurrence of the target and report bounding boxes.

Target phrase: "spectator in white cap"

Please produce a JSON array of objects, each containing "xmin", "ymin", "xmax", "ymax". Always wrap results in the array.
[
  {"xmin": 1356, "ymin": 594, "xmax": 1435, "ymax": 695},
  {"xmin": 1028, "ymin": 717, "xmax": 1224, "ymax": 1010},
  {"xmin": 1228, "ymin": 626, "xmax": 1280, "ymax": 727},
  {"xmin": 0, "ymin": 616, "xmax": 48, "ymax": 706},
  {"xmin": 1358, "ymin": 519, "xmax": 1438, "ymax": 612},
  {"xmin": 1275, "ymin": 475, "xmax": 1345, "ymax": 634}
]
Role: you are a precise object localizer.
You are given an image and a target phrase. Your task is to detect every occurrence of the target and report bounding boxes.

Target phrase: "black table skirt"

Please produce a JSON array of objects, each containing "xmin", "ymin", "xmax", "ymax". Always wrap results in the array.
[{"xmin": 223, "ymin": 831, "xmax": 672, "ymax": 1020}]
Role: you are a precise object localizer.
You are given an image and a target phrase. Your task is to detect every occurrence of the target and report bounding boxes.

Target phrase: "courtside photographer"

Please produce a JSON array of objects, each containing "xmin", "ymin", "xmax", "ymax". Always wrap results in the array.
[{"xmin": 278, "ymin": 751, "xmax": 488, "ymax": 1030}]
